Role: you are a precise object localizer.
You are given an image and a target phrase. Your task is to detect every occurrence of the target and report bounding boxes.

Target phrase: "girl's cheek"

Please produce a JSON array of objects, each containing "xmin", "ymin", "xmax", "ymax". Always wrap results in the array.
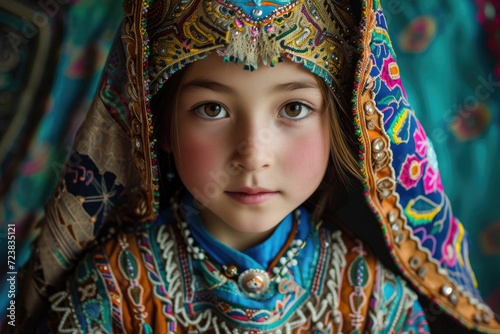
[
  {"xmin": 282, "ymin": 126, "xmax": 330, "ymax": 178},
  {"xmin": 174, "ymin": 128, "xmax": 223, "ymax": 188}
]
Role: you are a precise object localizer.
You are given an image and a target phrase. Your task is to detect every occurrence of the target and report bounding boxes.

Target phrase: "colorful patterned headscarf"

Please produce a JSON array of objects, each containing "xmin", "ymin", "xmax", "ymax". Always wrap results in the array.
[
  {"xmin": 16, "ymin": 0, "xmax": 500, "ymax": 332},
  {"xmin": 145, "ymin": 0, "xmax": 359, "ymax": 97}
]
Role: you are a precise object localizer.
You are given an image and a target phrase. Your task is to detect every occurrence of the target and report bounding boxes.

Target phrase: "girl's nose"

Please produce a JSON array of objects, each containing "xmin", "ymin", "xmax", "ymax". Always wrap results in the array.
[{"xmin": 231, "ymin": 123, "xmax": 273, "ymax": 172}]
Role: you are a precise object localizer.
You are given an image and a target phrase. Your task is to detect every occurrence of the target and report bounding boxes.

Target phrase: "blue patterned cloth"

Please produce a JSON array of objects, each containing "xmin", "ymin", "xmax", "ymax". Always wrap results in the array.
[{"xmin": 380, "ymin": 0, "xmax": 500, "ymax": 313}]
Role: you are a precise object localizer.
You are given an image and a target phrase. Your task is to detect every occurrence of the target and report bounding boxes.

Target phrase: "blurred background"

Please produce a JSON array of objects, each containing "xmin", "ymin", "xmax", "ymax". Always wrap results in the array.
[{"xmin": 1, "ymin": 0, "xmax": 499, "ymax": 323}]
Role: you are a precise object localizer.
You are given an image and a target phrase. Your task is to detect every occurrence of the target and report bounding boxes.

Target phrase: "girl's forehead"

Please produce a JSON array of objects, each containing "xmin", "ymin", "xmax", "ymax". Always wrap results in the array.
[{"xmin": 182, "ymin": 53, "xmax": 320, "ymax": 88}]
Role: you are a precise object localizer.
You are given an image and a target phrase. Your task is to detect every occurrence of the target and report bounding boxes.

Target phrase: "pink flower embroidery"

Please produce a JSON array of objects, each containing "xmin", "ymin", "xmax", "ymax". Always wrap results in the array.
[
  {"xmin": 424, "ymin": 165, "xmax": 444, "ymax": 195},
  {"xmin": 441, "ymin": 216, "xmax": 459, "ymax": 268},
  {"xmin": 414, "ymin": 121, "xmax": 427, "ymax": 157},
  {"xmin": 398, "ymin": 154, "xmax": 426, "ymax": 190},
  {"xmin": 380, "ymin": 54, "xmax": 408, "ymax": 100}
]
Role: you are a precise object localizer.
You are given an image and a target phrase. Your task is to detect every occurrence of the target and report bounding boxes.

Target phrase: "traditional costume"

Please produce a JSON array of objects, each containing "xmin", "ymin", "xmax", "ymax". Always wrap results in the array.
[{"xmin": 14, "ymin": 0, "xmax": 500, "ymax": 333}]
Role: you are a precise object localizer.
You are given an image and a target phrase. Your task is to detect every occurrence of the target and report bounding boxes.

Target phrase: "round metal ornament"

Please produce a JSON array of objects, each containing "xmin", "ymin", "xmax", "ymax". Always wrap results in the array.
[{"xmin": 238, "ymin": 269, "xmax": 271, "ymax": 297}]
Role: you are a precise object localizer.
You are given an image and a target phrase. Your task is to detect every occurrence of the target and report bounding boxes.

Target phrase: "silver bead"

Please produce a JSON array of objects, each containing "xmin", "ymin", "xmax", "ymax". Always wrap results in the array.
[
  {"xmin": 483, "ymin": 312, "xmax": 491, "ymax": 323},
  {"xmin": 449, "ymin": 292, "xmax": 458, "ymax": 306},
  {"xmin": 417, "ymin": 265, "xmax": 427, "ymax": 278},
  {"xmin": 387, "ymin": 210, "xmax": 397, "ymax": 223},
  {"xmin": 374, "ymin": 151, "xmax": 386, "ymax": 160},
  {"xmin": 377, "ymin": 177, "xmax": 395, "ymax": 199},
  {"xmin": 394, "ymin": 232, "xmax": 404, "ymax": 244},
  {"xmin": 410, "ymin": 256, "xmax": 420, "ymax": 269},
  {"xmin": 135, "ymin": 138, "xmax": 141, "ymax": 149},
  {"xmin": 372, "ymin": 137, "xmax": 385, "ymax": 152},
  {"xmin": 367, "ymin": 120, "xmax": 375, "ymax": 130},
  {"xmin": 441, "ymin": 285, "xmax": 453, "ymax": 297},
  {"xmin": 364, "ymin": 102, "xmax": 375, "ymax": 115},
  {"xmin": 391, "ymin": 221, "xmax": 400, "ymax": 232}
]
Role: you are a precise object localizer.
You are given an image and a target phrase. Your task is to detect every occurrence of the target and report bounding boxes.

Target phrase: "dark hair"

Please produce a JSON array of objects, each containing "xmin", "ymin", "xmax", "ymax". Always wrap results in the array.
[
  {"xmin": 151, "ymin": 69, "xmax": 186, "ymax": 209},
  {"xmin": 302, "ymin": 75, "xmax": 363, "ymax": 221}
]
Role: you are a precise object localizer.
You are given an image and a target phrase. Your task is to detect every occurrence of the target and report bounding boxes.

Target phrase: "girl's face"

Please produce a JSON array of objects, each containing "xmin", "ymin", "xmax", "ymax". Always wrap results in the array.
[{"xmin": 171, "ymin": 54, "xmax": 330, "ymax": 248}]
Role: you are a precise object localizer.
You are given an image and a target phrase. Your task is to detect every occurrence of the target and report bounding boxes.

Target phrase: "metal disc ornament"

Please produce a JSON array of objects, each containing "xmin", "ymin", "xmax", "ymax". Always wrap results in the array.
[{"xmin": 238, "ymin": 269, "xmax": 270, "ymax": 297}]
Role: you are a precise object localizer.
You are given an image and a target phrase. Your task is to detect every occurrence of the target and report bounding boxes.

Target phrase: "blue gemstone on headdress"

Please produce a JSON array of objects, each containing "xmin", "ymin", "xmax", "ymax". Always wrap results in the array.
[{"xmin": 226, "ymin": 0, "xmax": 296, "ymax": 20}]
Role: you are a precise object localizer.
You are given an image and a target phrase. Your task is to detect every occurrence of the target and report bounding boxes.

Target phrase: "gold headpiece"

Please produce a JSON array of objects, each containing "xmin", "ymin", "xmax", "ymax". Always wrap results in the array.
[{"xmin": 145, "ymin": 0, "xmax": 360, "ymax": 99}]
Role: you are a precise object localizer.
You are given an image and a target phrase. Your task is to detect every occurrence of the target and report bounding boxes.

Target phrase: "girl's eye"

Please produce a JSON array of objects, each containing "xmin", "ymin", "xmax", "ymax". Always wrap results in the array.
[
  {"xmin": 194, "ymin": 103, "xmax": 228, "ymax": 119},
  {"xmin": 278, "ymin": 102, "xmax": 312, "ymax": 120}
]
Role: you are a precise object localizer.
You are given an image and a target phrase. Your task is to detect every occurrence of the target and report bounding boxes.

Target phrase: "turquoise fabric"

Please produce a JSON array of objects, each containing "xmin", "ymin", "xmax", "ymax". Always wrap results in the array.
[
  {"xmin": 0, "ymin": 0, "xmax": 123, "ymax": 321},
  {"xmin": 380, "ymin": 0, "xmax": 500, "ymax": 313}
]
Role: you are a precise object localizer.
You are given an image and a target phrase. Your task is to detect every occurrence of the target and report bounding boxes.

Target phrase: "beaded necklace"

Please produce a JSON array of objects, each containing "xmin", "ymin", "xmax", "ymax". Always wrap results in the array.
[{"xmin": 172, "ymin": 202, "xmax": 315, "ymax": 297}]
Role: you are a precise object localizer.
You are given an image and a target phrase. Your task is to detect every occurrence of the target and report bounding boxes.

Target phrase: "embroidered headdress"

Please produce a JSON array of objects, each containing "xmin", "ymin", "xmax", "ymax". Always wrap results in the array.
[
  {"xmin": 145, "ymin": 0, "xmax": 359, "ymax": 96},
  {"xmin": 16, "ymin": 0, "xmax": 500, "ymax": 332}
]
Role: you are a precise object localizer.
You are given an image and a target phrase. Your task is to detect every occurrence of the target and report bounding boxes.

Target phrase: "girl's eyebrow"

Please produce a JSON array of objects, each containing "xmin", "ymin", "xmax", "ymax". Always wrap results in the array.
[
  {"xmin": 273, "ymin": 80, "xmax": 319, "ymax": 92},
  {"xmin": 181, "ymin": 79, "xmax": 236, "ymax": 94},
  {"xmin": 180, "ymin": 78, "xmax": 319, "ymax": 93}
]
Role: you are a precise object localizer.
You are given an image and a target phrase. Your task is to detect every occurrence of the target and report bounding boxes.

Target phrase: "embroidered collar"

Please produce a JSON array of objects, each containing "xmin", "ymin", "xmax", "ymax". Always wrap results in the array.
[{"xmin": 164, "ymin": 194, "xmax": 320, "ymax": 297}]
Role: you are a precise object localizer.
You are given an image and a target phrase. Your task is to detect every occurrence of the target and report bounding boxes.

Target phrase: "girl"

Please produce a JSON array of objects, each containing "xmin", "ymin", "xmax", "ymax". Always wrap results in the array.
[{"xmin": 14, "ymin": 0, "xmax": 500, "ymax": 333}]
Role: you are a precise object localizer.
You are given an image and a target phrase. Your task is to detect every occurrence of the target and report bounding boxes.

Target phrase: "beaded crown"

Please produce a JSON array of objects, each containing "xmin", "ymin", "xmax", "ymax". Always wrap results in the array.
[{"xmin": 145, "ymin": 0, "xmax": 360, "ymax": 100}]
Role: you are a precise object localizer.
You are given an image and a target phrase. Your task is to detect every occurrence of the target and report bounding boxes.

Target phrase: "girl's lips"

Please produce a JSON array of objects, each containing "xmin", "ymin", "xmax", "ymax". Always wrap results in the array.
[{"xmin": 225, "ymin": 191, "xmax": 278, "ymax": 205}]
